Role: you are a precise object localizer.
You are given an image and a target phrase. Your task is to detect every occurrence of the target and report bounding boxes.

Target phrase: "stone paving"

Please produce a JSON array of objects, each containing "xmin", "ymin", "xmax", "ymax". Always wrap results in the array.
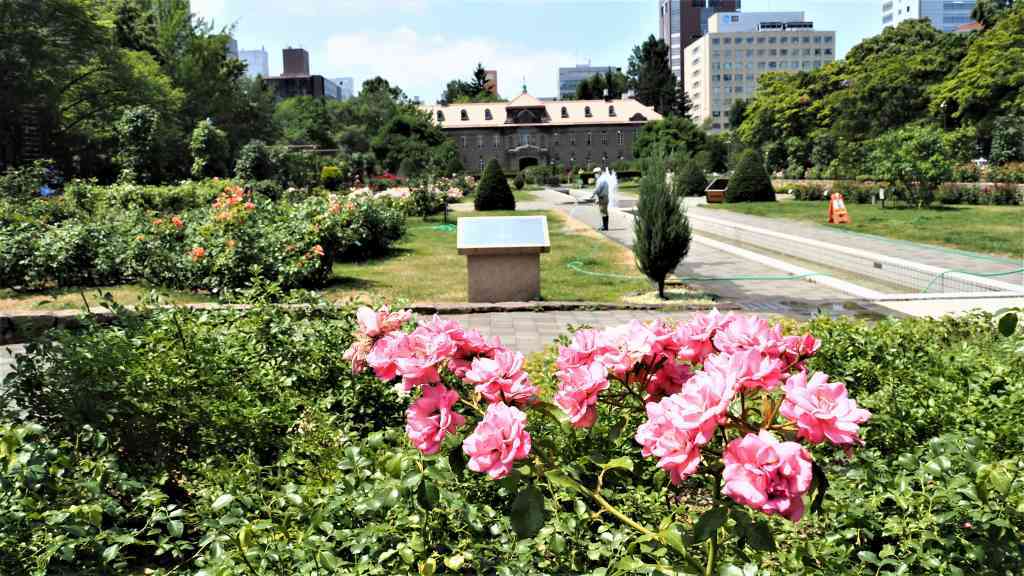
[{"xmin": 688, "ymin": 200, "xmax": 1024, "ymax": 287}]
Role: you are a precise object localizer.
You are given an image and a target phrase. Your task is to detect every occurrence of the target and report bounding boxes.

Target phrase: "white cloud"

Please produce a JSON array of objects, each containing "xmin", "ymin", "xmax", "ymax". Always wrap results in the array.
[
  {"xmin": 325, "ymin": 27, "xmax": 575, "ymax": 102},
  {"xmin": 189, "ymin": 0, "xmax": 227, "ymax": 22}
]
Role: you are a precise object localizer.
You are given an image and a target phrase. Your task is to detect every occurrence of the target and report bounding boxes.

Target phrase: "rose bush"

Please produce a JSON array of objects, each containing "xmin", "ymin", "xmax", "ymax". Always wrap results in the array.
[{"xmin": 345, "ymin": 306, "xmax": 872, "ymax": 572}]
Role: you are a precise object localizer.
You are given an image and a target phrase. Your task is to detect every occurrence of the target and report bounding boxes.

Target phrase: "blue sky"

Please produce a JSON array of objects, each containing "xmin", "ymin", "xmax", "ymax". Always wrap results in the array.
[{"xmin": 191, "ymin": 0, "xmax": 882, "ymax": 102}]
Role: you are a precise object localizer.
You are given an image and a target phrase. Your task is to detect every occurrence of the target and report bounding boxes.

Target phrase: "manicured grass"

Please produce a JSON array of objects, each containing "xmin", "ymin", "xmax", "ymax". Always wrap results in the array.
[
  {"xmin": 325, "ymin": 209, "xmax": 658, "ymax": 303},
  {"xmin": 707, "ymin": 200, "xmax": 1024, "ymax": 258}
]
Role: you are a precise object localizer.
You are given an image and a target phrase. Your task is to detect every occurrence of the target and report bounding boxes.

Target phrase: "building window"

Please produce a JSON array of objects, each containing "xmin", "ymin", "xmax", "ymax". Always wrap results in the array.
[
  {"xmin": 712, "ymin": 38, "xmax": 720, "ymax": 45},
  {"xmin": 803, "ymin": 36, "xmax": 811, "ymax": 43},
  {"xmin": 757, "ymin": 37, "xmax": 766, "ymax": 44},
  {"xmin": 436, "ymin": 110, "xmax": 444, "ymax": 122},
  {"xmin": 617, "ymin": 130, "xmax": 623, "ymax": 146},
  {"xmin": 484, "ymin": 108, "xmax": 493, "ymax": 120},
  {"xmin": 824, "ymin": 48, "xmax": 833, "ymax": 55},
  {"xmin": 608, "ymin": 105, "xmax": 616, "ymax": 117},
  {"xmin": 723, "ymin": 73, "xmax": 732, "ymax": 81},
  {"xmin": 586, "ymin": 132, "xmax": 592, "ymax": 146},
  {"xmin": 584, "ymin": 106, "xmax": 592, "ymax": 118},
  {"xmin": 768, "ymin": 37, "xmax": 777, "ymax": 44},
  {"xmin": 570, "ymin": 133, "xmax": 576, "ymax": 145},
  {"xmin": 554, "ymin": 132, "xmax": 559, "ymax": 145},
  {"xmin": 493, "ymin": 134, "xmax": 500, "ymax": 148},
  {"xmin": 561, "ymin": 106, "xmax": 568, "ymax": 118},
  {"xmin": 769, "ymin": 61, "xmax": 777, "ymax": 69},
  {"xmin": 461, "ymin": 136, "xmax": 467, "ymax": 147},
  {"xmin": 780, "ymin": 49, "xmax": 788, "ymax": 56},
  {"xmin": 757, "ymin": 62, "xmax": 766, "ymax": 70},
  {"xmin": 746, "ymin": 37, "xmax": 754, "ymax": 44},
  {"xmin": 601, "ymin": 130, "xmax": 607, "ymax": 145},
  {"xmin": 479, "ymin": 158, "xmax": 484, "ymax": 170},
  {"xmin": 780, "ymin": 37, "xmax": 788, "ymax": 44},
  {"xmin": 723, "ymin": 37, "xmax": 731, "ymax": 44},
  {"xmin": 712, "ymin": 111, "xmax": 721, "ymax": 117}
]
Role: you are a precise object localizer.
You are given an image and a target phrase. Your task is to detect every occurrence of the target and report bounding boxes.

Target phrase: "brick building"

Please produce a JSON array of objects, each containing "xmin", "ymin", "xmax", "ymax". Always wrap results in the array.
[{"xmin": 421, "ymin": 91, "xmax": 662, "ymax": 174}]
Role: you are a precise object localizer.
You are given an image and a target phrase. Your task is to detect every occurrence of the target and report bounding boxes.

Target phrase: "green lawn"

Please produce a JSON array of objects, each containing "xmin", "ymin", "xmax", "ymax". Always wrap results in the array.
[
  {"xmin": 707, "ymin": 201, "xmax": 1024, "ymax": 258},
  {"xmin": 325, "ymin": 209, "xmax": 658, "ymax": 303}
]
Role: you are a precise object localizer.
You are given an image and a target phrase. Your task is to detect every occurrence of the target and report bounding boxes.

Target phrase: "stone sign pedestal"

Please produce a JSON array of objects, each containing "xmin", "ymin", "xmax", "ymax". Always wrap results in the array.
[{"xmin": 457, "ymin": 216, "xmax": 550, "ymax": 303}]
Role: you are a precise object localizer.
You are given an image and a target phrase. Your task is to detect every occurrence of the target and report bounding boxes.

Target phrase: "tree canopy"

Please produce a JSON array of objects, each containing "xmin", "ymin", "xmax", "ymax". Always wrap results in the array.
[{"xmin": 627, "ymin": 35, "xmax": 683, "ymax": 116}]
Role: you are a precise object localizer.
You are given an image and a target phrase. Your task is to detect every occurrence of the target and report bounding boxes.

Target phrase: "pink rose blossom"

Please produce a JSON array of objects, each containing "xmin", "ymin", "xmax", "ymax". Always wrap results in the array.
[
  {"xmin": 645, "ymin": 360, "xmax": 694, "ymax": 402},
  {"xmin": 342, "ymin": 335, "xmax": 373, "ymax": 373},
  {"xmin": 463, "ymin": 347, "xmax": 538, "ymax": 405},
  {"xmin": 462, "ymin": 402, "xmax": 532, "ymax": 480},
  {"xmin": 672, "ymin": 309, "xmax": 735, "ymax": 363},
  {"xmin": 391, "ymin": 328, "xmax": 458, "ymax": 391},
  {"xmin": 704, "ymin": 349, "xmax": 784, "ymax": 392},
  {"xmin": 356, "ymin": 305, "xmax": 412, "ymax": 338},
  {"xmin": 405, "ymin": 385, "xmax": 466, "ymax": 454},
  {"xmin": 601, "ymin": 321, "xmax": 658, "ymax": 379},
  {"xmin": 722, "ymin": 431, "xmax": 814, "ymax": 522},
  {"xmin": 635, "ymin": 367, "xmax": 738, "ymax": 483},
  {"xmin": 780, "ymin": 372, "xmax": 871, "ymax": 446},
  {"xmin": 780, "ymin": 334, "xmax": 821, "ymax": 370},
  {"xmin": 554, "ymin": 361, "xmax": 610, "ymax": 428},
  {"xmin": 712, "ymin": 315, "xmax": 783, "ymax": 356},
  {"xmin": 366, "ymin": 331, "xmax": 410, "ymax": 382},
  {"xmin": 448, "ymin": 329, "xmax": 499, "ymax": 377},
  {"xmin": 556, "ymin": 329, "xmax": 615, "ymax": 372}
]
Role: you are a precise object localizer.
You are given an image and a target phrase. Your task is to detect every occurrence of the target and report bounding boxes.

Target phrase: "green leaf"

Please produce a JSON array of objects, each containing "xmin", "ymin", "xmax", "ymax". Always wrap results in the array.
[
  {"xmin": 509, "ymin": 485, "xmax": 546, "ymax": 538},
  {"xmin": 602, "ymin": 456, "xmax": 634, "ymax": 473},
  {"xmin": 402, "ymin": 472, "xmax": 423, "ymax": 490},
  {"xmin": 746, "ymin": 521, "xmax": 775, "ymax": 552},
  {"xmin": 545, "ymin": 470, "xmax": 586, "ymax": 494},
  {"xmin": 416, "ymin": 479, "xmax": 440, "ymax": 510},
  {"xmin": 444, "ymin": 553, "xmax": 465, "ymax": 570},
  {"xmin": 719, "ymin": 565, "xmax": 745, "ymax": 576},
  {"xmin": 694, "ymin": 507, "xmax": 728, "ymax": 543},
  {"xmin": 285, "ymin": 492, "xmax": 303, "ymax": 506},
  {"xmin": 448, "ymin": 446, "xmax": 467, "ymax": 476},
  {"xmin": 997, "ymin": 312, "xmax": 1018, "ymax": 337},
  {"xmin": 662, "ymin": 522, "xmax": 687, "ymax": 554},
  {"xmin": 212, "ymin": 494, "xmax": 234, "ymax": 512},
  {"xmin": 168, "ymin": 519, "xmax": 184, "ymax": 537},
  {"xmin": 102, "ymin": 544, "xmax": 120, "ymax": 563}
]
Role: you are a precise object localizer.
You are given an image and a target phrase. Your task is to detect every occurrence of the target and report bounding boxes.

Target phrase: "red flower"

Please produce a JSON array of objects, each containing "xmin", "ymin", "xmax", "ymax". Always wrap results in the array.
[
  {"xmin": 312, "ymin": 244, "xmax": 325, "ymax": 257},
  {"xmin": 152, "ymin": 218, "xmax": 164, "ymax": 226},
  {"xmin": 171, "ymin": 216, "xmax": 184, "ymax": 229},
  {"xmin": 191, "ymin": 246, "xmax": 206, "ymax": 261}
]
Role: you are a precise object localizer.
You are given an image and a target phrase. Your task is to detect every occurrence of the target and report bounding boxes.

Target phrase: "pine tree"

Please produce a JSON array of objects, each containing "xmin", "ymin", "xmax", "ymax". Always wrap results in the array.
[
  {"xmin": 633, "ymin": 158, "xmax": 692, "ymax": 298},
  {"xmin": 475, "ymin": 159, "xmax": 516, "ymax": 211},
  {"xmin": 628, "ymin": 35, "xmax": 680, "ymax": 116},
  {"xmin": 673, "ymin": 158, "xmax": 708, "ymax": 197},
  {"xmin": 727, "ymin": 150, "xmax": 776, "ymax": 202}
]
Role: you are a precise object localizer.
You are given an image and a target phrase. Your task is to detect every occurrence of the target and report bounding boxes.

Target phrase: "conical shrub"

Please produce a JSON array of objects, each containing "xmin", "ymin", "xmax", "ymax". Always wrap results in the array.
[
  {"xmin": 475, "ymin": 159, "xmax": 516, "ymax": 211},
  {"xmin": 727, "ymin": 149, "xmax": 776, "ymax": 202},
  {"xmin": 633, "ymin": 158, "xmax": 692, "ymax": 299}
]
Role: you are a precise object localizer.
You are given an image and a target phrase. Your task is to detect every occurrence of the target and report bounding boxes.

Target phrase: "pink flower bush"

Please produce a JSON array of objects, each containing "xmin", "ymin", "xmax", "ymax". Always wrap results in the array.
[
  {"xmin": 722, "ymin": 431, "xmax": 814, "ymax": 522},
  {"xmin": 780, "ymin": 371, "xmax": 871, "ymax": 446},
  {"xmin": 405, "ymin": 385, "xmax": 466, "ymax": 455},
  {"xmin": 554, "ymin": 361, "xmax": 609, "ymax": 428},
  {"xmin": 462, "ymin": 402, "xmax": 532, "ymax": 480},
  {"xmin": 464, "ymin": 348, "xmax": 538, "ymax": 405},
  {"xmin": 347, "ymin": 306, "xmax": 869, "ymax": 536}
]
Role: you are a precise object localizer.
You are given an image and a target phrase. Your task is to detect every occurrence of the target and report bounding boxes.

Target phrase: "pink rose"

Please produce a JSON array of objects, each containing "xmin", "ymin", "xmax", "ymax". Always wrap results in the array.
[
  {"xmin": 635, "ymin": 367, "xmax": 737, "ymax": 483},
  {"xmin": 342, "ymin": 335, "xmax": 373, "ymax": 373},
  {"xmin": 554, "ymin": 361, "xmax": 609, "ymax": 428},
  {"xmin": 463, "ymin": 347, "xmax": 538, "ymax": 405},
  {"xmin": 722, "ymin": 431, "xmax": 813, "ymax": 522},
  {"xmin": 780, "ymin": 372, "xmax": 871, "ymax": 446},
  {"xmin": 356, "ymin": 305, "xmax": 411, "ymax": 338},
  {"xmin": 448, "ymin": 328, "xmax": 499, "ymax": 377},
  {"xmin": 405, "ymin": 385, "xmax": 466, "ymax": 454},
  {"xmin": 645, "ymin": 360, "xmax": 694, "ymax": 402},
  {"xmin": 462, "ymin": 402, "xmax": 532, "ymax": 480},
  {"xmin": 391, "ymin": 328, "xmax": 458, "ymax": 391},
  {"xmin": 556, "ymin": 329, "xmax": 615, "ymax": 372},
  {"xmin": 780, "ymin": 334, "xmax": 821, "ymax": 370},
  {"xmin": 601, "ymin": 321, "xmax": 658, "ymax": 378},
  {"xmin": 705, "ymin": 349, "xmax": 784, "ymax": 392},
  {"xmin": 672, "ymin": 309, "xmax": 735, "ymax": 363},
  {"xmin": 712, "ymin": 315, "xmax": 783, "ymax": 356},
  {"xmin": 366, "ymin": 332, "xmax": 410, "ymax": 382}
]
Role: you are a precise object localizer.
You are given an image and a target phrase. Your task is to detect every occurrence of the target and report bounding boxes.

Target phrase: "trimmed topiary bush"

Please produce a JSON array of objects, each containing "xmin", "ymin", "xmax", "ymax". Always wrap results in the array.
[
  {"xmin": 633, "ymin": 158, "xmax": 691, "ymax": 298},
  {"xmin": 727, "ymin": 149, "xmax": 776, "ymax": 202},
  {"xmin": 474, "ymin": 159, "xmax": 516, "ymax": 211},
  {"xmin": 513, "ymin": 172, "xmax": 525, "ymax": 190}
]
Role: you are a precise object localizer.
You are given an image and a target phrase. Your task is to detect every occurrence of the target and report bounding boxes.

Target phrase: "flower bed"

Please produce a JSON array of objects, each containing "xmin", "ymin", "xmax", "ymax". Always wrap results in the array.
[{"xmin": 0, "ymin": 182, "xmax": 406, "ymax": 292}]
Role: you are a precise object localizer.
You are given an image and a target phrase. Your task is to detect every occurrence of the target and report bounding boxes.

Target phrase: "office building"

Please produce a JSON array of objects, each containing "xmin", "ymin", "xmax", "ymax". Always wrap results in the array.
[
  {"xmin": 240, "ymin": 48, "xmax": 270, "ymax": 78},
  {"xmin": 659, "ymin": 0, "xmax": 741, "ymax": 81},
  {"xmin": 882, "ymin": 0, "xmax": 976, "ymax": 32},
  {"xmin": 684, "ymin": 12, "xmax": 835, "ymax": 132},
  {"xmin": 558, "ymin": 65, "xmax": 622, "ymax": 100},
  {"xmin": 264, "ymin": 48, "xmax": 338, "ymax": 100},
  {"xmin": 331, "ymin": 78, "xmax": 356, "ymax": 100},
  {"xmin": 422, "ymin": 90, "xmax": 662, "ymax": 174},
  {"xmin": 226, "ymin": 38, "xmax": 239, "ymax": 59}
]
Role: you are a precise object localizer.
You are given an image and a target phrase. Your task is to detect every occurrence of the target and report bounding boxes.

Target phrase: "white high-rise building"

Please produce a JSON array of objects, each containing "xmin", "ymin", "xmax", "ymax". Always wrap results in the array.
[
  {"xmin": 557, "ymin": 65, "xmax": 622, "ymax": 100},
  {"xmin": 882, "ymin": 0, "xmax": 976, "ymax": 32},
  {"xmin": 239, "ymin": 48, "xmax": 269, "ymax": 78},
  {"xmin": 685, "ymin": 12, "xmax": 836, "ymax": 132},
  {"xmin": 332, "ymin": 78, "xmax": 355, "ymax": 100}
]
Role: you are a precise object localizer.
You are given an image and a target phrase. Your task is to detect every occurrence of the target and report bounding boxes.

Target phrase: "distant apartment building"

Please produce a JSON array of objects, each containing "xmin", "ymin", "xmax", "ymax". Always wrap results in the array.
[
  {"xmin": 558, "ymin": 65, "xmax": 622, "ymax": 99},
  {"xmin": 659, "ymin": 0, "xmax": 741, "ymax": 81},
  {"xmin": 240, "ymin": 48, "xmax": 270, "ymax": 78},
  {"xmin": 882, "ymin": 0, "xmax": 976, "ymax": 32},
  {"xmin": 226, "ymin": 38, "xmax": 239, "ymax": 59},
  {"xmin": 685, "ymin": 12, "xmax": 836, "ymax": 132},
  {"xmin": 331, "ymin": 77, "xmax": 356, "ymax": 100},
  {"xmin": 264, "ymin": 48, "xmax": 340, "ymax": 100}
]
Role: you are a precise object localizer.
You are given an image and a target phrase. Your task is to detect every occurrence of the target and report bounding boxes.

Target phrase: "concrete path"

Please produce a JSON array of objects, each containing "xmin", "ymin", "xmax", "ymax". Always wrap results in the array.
[
  {"xmin": 688, "ymin": 200, "xmax": 1024, "ymax": 288},
  {"xmin": 534, "ymin": 188, "xmax": 871, "ymax": 317}
]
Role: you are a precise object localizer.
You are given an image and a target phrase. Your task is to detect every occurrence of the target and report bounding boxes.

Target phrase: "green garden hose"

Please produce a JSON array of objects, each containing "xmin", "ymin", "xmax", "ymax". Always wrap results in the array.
[{"xmin": 921, "ymin": 267, "xmax": 1024, "ymax": 294}]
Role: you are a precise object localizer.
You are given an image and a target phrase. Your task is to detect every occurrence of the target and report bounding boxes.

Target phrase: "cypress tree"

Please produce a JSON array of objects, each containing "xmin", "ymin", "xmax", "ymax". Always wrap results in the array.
[
  {"xmin": 633, "ymin": 158, "xmax": 692, "ymax": 299},
  {"xmin": 727, "ymin": 149, "xmax": 776, "ymax": 202},
  {"xmin": 475, "ymin": 159, "xmax": 516, "ymax": 211},
  {"xmin": 672, "ymin": 157, "xmax": 708, "ymax": 197}
]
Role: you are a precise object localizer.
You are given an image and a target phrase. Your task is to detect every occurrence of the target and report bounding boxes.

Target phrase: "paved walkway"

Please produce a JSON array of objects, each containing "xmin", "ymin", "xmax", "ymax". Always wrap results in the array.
[
  {"xmin": 688, "ymin": 200, "xmax": 1024, "ymax": 287},
  {"xmin": 535, "ymin": 188, "xmax": 871, "ymax": 317}
]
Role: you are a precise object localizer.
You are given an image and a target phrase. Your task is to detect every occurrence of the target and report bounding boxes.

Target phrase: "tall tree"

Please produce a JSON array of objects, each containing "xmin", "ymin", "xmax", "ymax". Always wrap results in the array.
[
  {"xmin": 440, "ymin": 63, "xmax": 501, "ymax": 104},
  {"xmin": 627, "ymin": 35, "xmax": 679, "ymax": 116},
  {"xmin": 633, "ymin": 157, "xmax": 691, "ymax": 299}
]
